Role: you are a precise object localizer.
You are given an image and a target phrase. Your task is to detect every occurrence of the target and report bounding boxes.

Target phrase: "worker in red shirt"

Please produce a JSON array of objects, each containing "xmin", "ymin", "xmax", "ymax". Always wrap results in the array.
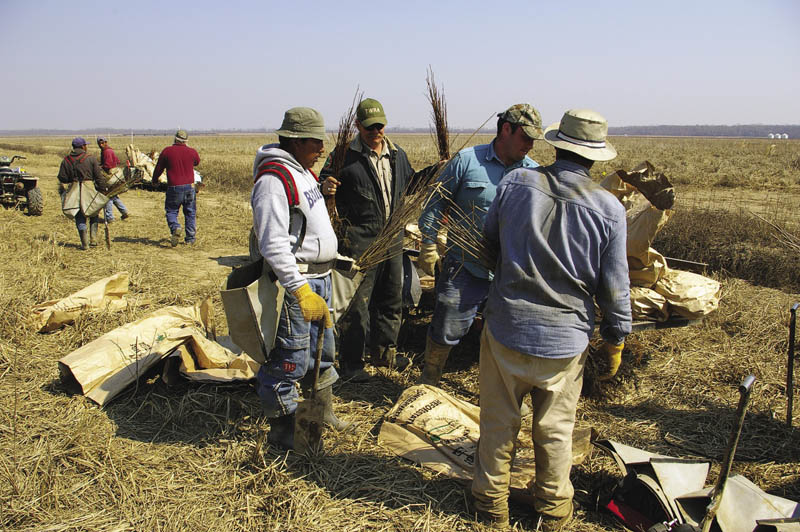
[
  {"xmin": 97, "ymin": 137, "xmax": 130, "ymax": 222},
  {"xmin": 153, "ymin": 130, "xmax": 201, "ymax": 246}
]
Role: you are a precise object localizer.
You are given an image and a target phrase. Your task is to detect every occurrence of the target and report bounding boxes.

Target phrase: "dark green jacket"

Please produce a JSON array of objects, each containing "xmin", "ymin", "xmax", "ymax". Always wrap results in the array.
[
  {"xmin": 57, "ymin": 149, "xmax": 103, "ymax": 184},
  {"xmin": 321, "ymin": 137, "xmax": 414, "ymax": 259}
]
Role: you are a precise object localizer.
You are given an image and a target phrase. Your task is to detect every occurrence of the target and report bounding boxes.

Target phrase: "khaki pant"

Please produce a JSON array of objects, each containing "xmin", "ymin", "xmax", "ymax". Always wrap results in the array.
[{"xmin": 471, "ymin": 325, "xmax": 586, "ymax": 519}]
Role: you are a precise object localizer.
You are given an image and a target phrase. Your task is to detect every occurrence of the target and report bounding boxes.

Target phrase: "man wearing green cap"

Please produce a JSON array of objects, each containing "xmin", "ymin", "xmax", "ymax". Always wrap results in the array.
[
  {"xmin": 415, "ymin": 104, "xmax": 541, "ymax": 387},
  {"xmin": 251, "ymin": 107, "xmax": 349, "ymax": 449},
  {"xmin": 471, "ymin": 109, "xmax": 632, "ymax": 530},
  {"xmin": 320, "ymin": 98, "xmax": 417, "ymax": 379}
]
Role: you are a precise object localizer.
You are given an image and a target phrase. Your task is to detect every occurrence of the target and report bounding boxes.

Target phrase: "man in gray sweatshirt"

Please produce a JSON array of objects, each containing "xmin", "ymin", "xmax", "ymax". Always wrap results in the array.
[{"xmin": 251, "ymin": 107, "xmax": 348, "ymax": 449}]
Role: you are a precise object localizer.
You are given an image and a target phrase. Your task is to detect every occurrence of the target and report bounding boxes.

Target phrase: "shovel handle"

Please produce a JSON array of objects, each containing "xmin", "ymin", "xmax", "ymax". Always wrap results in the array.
[
  {"xmin": 309, "ymin": 319, "xmax": 325, "ymax": 400},
  {"xmin": 701, "ymin": 375, "xmax": 755, "ymax": 532},
  {"xmin": 788, "ymin": 303, "xmax": 798, "ymax": 427}
]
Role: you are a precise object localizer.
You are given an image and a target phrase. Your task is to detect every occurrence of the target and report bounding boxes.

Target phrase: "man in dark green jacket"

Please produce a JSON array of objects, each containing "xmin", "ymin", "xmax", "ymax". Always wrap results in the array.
[
  {"xmin": 321, "ymin": 98, "xmax": 415, "ymax": 380},
  {"xmin": 57, "ymin": 137, "xmax": 105, "ymax": 250}
]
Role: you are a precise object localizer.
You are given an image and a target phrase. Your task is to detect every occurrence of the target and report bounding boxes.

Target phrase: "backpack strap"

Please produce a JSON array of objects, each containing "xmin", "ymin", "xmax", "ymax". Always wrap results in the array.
[
  {"xmin": 63, "ymin": 152, "xmax": 90, "ymax": 181},
  {"xmin": 255, "ymin": 161, "xmax": 300, "ymax": 207},
  {"xmin": 254, "ymin": 160, "xmax": 307, "ymax": 254}
]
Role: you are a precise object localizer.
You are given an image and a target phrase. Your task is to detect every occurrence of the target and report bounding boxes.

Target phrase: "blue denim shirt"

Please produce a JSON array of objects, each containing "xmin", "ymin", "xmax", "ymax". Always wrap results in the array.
[
  {"xmin": 418, "ymin": 142, "xmax": 537, "ymax": 279},
  {"xmin": 483, "ymin": 159, "xmax": 632, "ymax": 357}
]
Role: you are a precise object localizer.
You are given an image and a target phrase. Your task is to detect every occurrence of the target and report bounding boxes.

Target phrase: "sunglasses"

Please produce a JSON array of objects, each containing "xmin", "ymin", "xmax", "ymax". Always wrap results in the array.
[{"xmin": 365, "ymin": 123, "xmax": 385, "ymax": 131}]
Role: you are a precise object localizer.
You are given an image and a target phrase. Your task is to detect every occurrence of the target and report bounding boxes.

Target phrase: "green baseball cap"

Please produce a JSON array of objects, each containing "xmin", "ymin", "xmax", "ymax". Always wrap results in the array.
[
  {"xmin": 357, "ymin": 98, "xmax": 387, "ymax": 128},
  {"xmin": 275, "ymin": 107, "xmax": 326, "ymax": 141},
  {"xmin": 497, "ymin": 103, "xmax": 543, "ymax": 139}
]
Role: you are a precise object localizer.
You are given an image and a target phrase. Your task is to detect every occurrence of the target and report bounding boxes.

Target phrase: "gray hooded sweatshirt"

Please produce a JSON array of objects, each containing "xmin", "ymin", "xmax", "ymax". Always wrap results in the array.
[{"xmin": 251, "ymin": 144, "xmax": 338, "ymax": 292}]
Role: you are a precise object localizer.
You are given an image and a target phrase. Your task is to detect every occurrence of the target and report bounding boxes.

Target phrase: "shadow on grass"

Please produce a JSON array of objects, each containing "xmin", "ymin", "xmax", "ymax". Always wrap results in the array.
[
  {"xmin": 114, "ymin": 235, "xmax": 171, "ymax": 248},
  {"xmin": 212, "ymin": 254, "xmax": 250, "ymax": 268}
]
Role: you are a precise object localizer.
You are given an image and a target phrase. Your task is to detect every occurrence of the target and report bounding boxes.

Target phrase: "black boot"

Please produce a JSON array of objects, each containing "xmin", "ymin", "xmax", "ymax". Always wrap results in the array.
[
  {"xmin": 317, "ymin": 386, "xmax": 352, "ymax": 431},
  {"xmin": 78, "ymin": 229, "xmax": 89, "ymax": 250},
  {"xmin": 267, "ymin": 413, "xmax": 295, "ymax": 450}
]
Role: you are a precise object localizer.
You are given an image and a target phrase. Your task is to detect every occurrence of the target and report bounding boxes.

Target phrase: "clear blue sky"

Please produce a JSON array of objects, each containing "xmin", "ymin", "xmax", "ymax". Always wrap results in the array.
[{"xmin": 3, "ymin": 0, "xmax": 798, "ymax": 130}]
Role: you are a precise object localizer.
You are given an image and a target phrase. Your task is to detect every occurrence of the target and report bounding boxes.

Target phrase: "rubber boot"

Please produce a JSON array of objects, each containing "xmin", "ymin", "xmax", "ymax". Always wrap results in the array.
[
  {"xmin": 418, "ymin": 336, "xmax": 452, "ymax": 386},
  {"xmin": 89, "ymin": 221, "xmax": 99, "ymax": 247},
  {"xmin": 370, "ymin": 346, "xmax": 411, "ymax": 371},
  {"xmin": 316, "ymin": 385, "xmax": 352, "ymax": 431},
  {"xmin": 78, "ymin": 229, "xmax": 89, "ymax": 250},
  {"xmin": 267, "ymin": 413, "xmax": 295, "ymax": 450}
]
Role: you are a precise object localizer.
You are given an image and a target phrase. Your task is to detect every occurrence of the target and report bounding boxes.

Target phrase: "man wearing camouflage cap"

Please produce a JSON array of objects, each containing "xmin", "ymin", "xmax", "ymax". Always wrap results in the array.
[
  {"xmin": 416, "ymin": 104, "xmax": 542, "ymax": 386},
  {"xmin": 471, "ymin": 109, "xmax": 632, "ymax": 530}
]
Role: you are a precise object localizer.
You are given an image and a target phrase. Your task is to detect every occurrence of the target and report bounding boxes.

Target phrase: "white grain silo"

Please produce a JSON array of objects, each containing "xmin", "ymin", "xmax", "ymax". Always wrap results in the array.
[
  {"xmin": 769, "ymin": 133, "xmax": 775, "ymax": 139},
  {"xmin": 782, "ymin": 133, "xmax": 789, "ymax": 139}
]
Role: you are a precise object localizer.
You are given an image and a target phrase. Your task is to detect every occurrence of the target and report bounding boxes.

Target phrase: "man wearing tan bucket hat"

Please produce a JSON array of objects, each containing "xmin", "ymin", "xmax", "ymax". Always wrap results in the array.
[
  {"xmin": 251, "ymin": 107, "xmax": 349, "ymax": 449},
  {"xmin": 471, "ymin": 109, "xmax": 632, "ymax": 530}
]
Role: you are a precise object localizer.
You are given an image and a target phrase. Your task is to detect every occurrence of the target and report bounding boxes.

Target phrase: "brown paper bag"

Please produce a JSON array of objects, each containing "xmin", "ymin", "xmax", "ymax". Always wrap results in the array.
[
  {"xmin": 655, "ymin": 270, "xmax": 721, "ymax": 319},
  {"xmin": 379, "ymin": 385, "xmax": 591, "ymax": 493},
  {"xmin": 631, "ymin": 286, "xmax": 669, "ymax": 322},
  {"xmin": 58, "ymin": 301, "xmax": 210, "ymax": 406},
  {"xmin": 32, "ymin": 272, "xmax": 130, "ymax": 332}
]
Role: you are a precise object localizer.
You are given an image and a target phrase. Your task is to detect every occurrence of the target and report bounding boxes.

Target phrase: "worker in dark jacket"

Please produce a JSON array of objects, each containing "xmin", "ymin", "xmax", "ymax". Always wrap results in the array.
[
  {"xmin": 320, "ymin": 98, "xmax": 415, "ymax": 380},
  {"xmin": 57, "ymin": 137, "xmax": 105, "ymax": 250},
  {"xmin": 153, "ymin": 130, "xmax": 201, "ymax": 246}
]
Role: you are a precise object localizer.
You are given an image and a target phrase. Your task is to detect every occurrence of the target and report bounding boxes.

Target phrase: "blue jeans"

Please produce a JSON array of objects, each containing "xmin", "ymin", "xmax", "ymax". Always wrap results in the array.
[
  {"xmin": 74, "ymin": 211, "xmax": 99, "ymax": 232},
  {"xmin": 165, "ymin": 184, "xmax": 196, "ymax": 242},
  {"xmin": 104, "ymin": 196, "xmax": 128, "ymax": 221},
  {"xmin": 256, "ymin": 275, "xmax": 339, "ymax": 418},
  {"xmin": 428, "ymin": 255, "xmax": 490, "ymax": 346}
]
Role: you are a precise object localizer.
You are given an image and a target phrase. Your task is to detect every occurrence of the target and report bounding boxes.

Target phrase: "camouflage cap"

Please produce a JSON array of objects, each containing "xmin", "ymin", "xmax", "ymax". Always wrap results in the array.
[
  {"xmin": 497, "ymin": 103, "xmax": 543, "ymax": 139},
  {"xmin": 356, "ymin": 98, "xmax": 387, "ymax": 128},
  {"xmin": 175, "ymin": 130, "xmax": 189, "ymax": 143},
  {"xmin": 275, "ymin": 107, "xmax": 326, "ymax": 141}
]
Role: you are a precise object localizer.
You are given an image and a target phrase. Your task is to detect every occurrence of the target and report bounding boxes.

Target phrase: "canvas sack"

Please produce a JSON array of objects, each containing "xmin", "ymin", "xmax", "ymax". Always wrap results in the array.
[{"xmin": 220, "ymin": 258, "xmax": 284, "ymax": 364}]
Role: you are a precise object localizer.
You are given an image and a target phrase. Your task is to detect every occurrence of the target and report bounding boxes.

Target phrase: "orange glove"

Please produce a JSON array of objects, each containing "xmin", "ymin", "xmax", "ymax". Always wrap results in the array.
[
  {"xmin": 596, "ymin": 341, "xmax": 624, "ymax": 381},
  {"xmin": 292, "ymin": 284, "xmax": 333, "ymax": 328}
]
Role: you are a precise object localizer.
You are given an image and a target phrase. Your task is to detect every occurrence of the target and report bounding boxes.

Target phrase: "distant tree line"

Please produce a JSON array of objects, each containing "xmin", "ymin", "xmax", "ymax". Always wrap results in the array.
[
  {"xmin": 608, "ymin": 124, "xmax": 799, "ymax": 138},
  {"xmin": 1, "ymin": 125, "xmax": 798, "ymax": 138}
]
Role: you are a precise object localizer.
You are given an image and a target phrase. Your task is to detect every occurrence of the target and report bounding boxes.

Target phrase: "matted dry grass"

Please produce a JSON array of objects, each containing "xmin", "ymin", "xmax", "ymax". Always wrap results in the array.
[{"xmin": 1, "ymin": 136, "xmax": 799, "ymax": 531}]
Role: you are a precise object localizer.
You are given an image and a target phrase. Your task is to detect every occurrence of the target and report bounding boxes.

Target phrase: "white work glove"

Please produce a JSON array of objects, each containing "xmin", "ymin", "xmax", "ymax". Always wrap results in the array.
[{"xmin": 417, "ymin": 242, "xmax": 439, "ymax": 277}]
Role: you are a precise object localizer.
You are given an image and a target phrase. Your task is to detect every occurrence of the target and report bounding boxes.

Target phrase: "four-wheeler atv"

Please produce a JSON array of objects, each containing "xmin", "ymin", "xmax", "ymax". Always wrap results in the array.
[{"xmin": 0, "ymin": 155, "xmax": 43, "ymax": 215}]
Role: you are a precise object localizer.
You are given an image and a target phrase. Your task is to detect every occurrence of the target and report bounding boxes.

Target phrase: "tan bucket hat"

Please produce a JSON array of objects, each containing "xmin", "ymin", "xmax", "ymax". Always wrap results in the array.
[
  {"xmin": 544, "ymin": 109, "xmax": 617, "ymax": 161},
  {"xmin": 275, "ymin": 107, "xmax": 326, "ymax": 141}
]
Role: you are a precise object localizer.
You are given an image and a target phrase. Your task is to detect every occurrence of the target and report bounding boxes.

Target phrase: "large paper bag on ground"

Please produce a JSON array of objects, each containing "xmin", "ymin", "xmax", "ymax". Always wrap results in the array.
[
  {"xmin": 32, "ymin": 272, "xmax": 130, "ymax": 332},
  {"xmin": 379, "ymin": 385, "xmax": 592, "ymax": 496},
  {"xmin": 630, "ymin": 286, "xmax": 669, "ymax": 322},
  {"xmin": 59, "ymin": 302, "xmax": 209, "ymax": 406},
  {"xmin": 655, "ymin": 270, "xmax": 721, "ymax": 319}
]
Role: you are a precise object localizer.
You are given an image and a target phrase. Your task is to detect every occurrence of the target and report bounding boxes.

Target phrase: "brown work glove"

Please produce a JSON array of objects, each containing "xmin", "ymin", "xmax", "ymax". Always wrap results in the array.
[
  {"xmin": 292, "ymin": 283, "xmax": 333, "ymax": 328},
  {"xmin": 417, "ymin": 242, "xmax": 439, "ymax": 277},
  {"xmin": 596, "ymin": 341, "xmax": 624, "ymax": 381}
]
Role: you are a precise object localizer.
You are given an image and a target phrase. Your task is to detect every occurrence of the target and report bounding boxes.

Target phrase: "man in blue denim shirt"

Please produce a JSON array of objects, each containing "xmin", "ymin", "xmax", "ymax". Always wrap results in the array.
[
  {"xmin": 471, "ymin": 109, "xmax": 632, "ymax": 530},
  {"xmin": 416, "ymin": 104, "xmax": 542, "ymax": 385}
]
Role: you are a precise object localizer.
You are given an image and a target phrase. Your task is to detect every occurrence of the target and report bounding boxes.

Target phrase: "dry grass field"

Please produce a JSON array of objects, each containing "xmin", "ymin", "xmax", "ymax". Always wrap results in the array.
[{"xmin": 1, "ymin": 133, "xmax": 799, "ymax": 531}]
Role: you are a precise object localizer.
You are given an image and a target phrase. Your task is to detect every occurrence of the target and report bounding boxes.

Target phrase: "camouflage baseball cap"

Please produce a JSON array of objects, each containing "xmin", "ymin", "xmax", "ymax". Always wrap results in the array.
[
  {"xmin": 275, "ymin": 107, "xmax": 326, "ymax": 141},
  {"xmin": 175, "ymin": 130, "xmax": 189, "ymax": 143},
  {"xmin": 356, "ymin": 98, "xmax": 387, "ymax": 128},
  {"xmin": 497, "ymin": 103, "xmax": 543, "ymax": 139}
]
